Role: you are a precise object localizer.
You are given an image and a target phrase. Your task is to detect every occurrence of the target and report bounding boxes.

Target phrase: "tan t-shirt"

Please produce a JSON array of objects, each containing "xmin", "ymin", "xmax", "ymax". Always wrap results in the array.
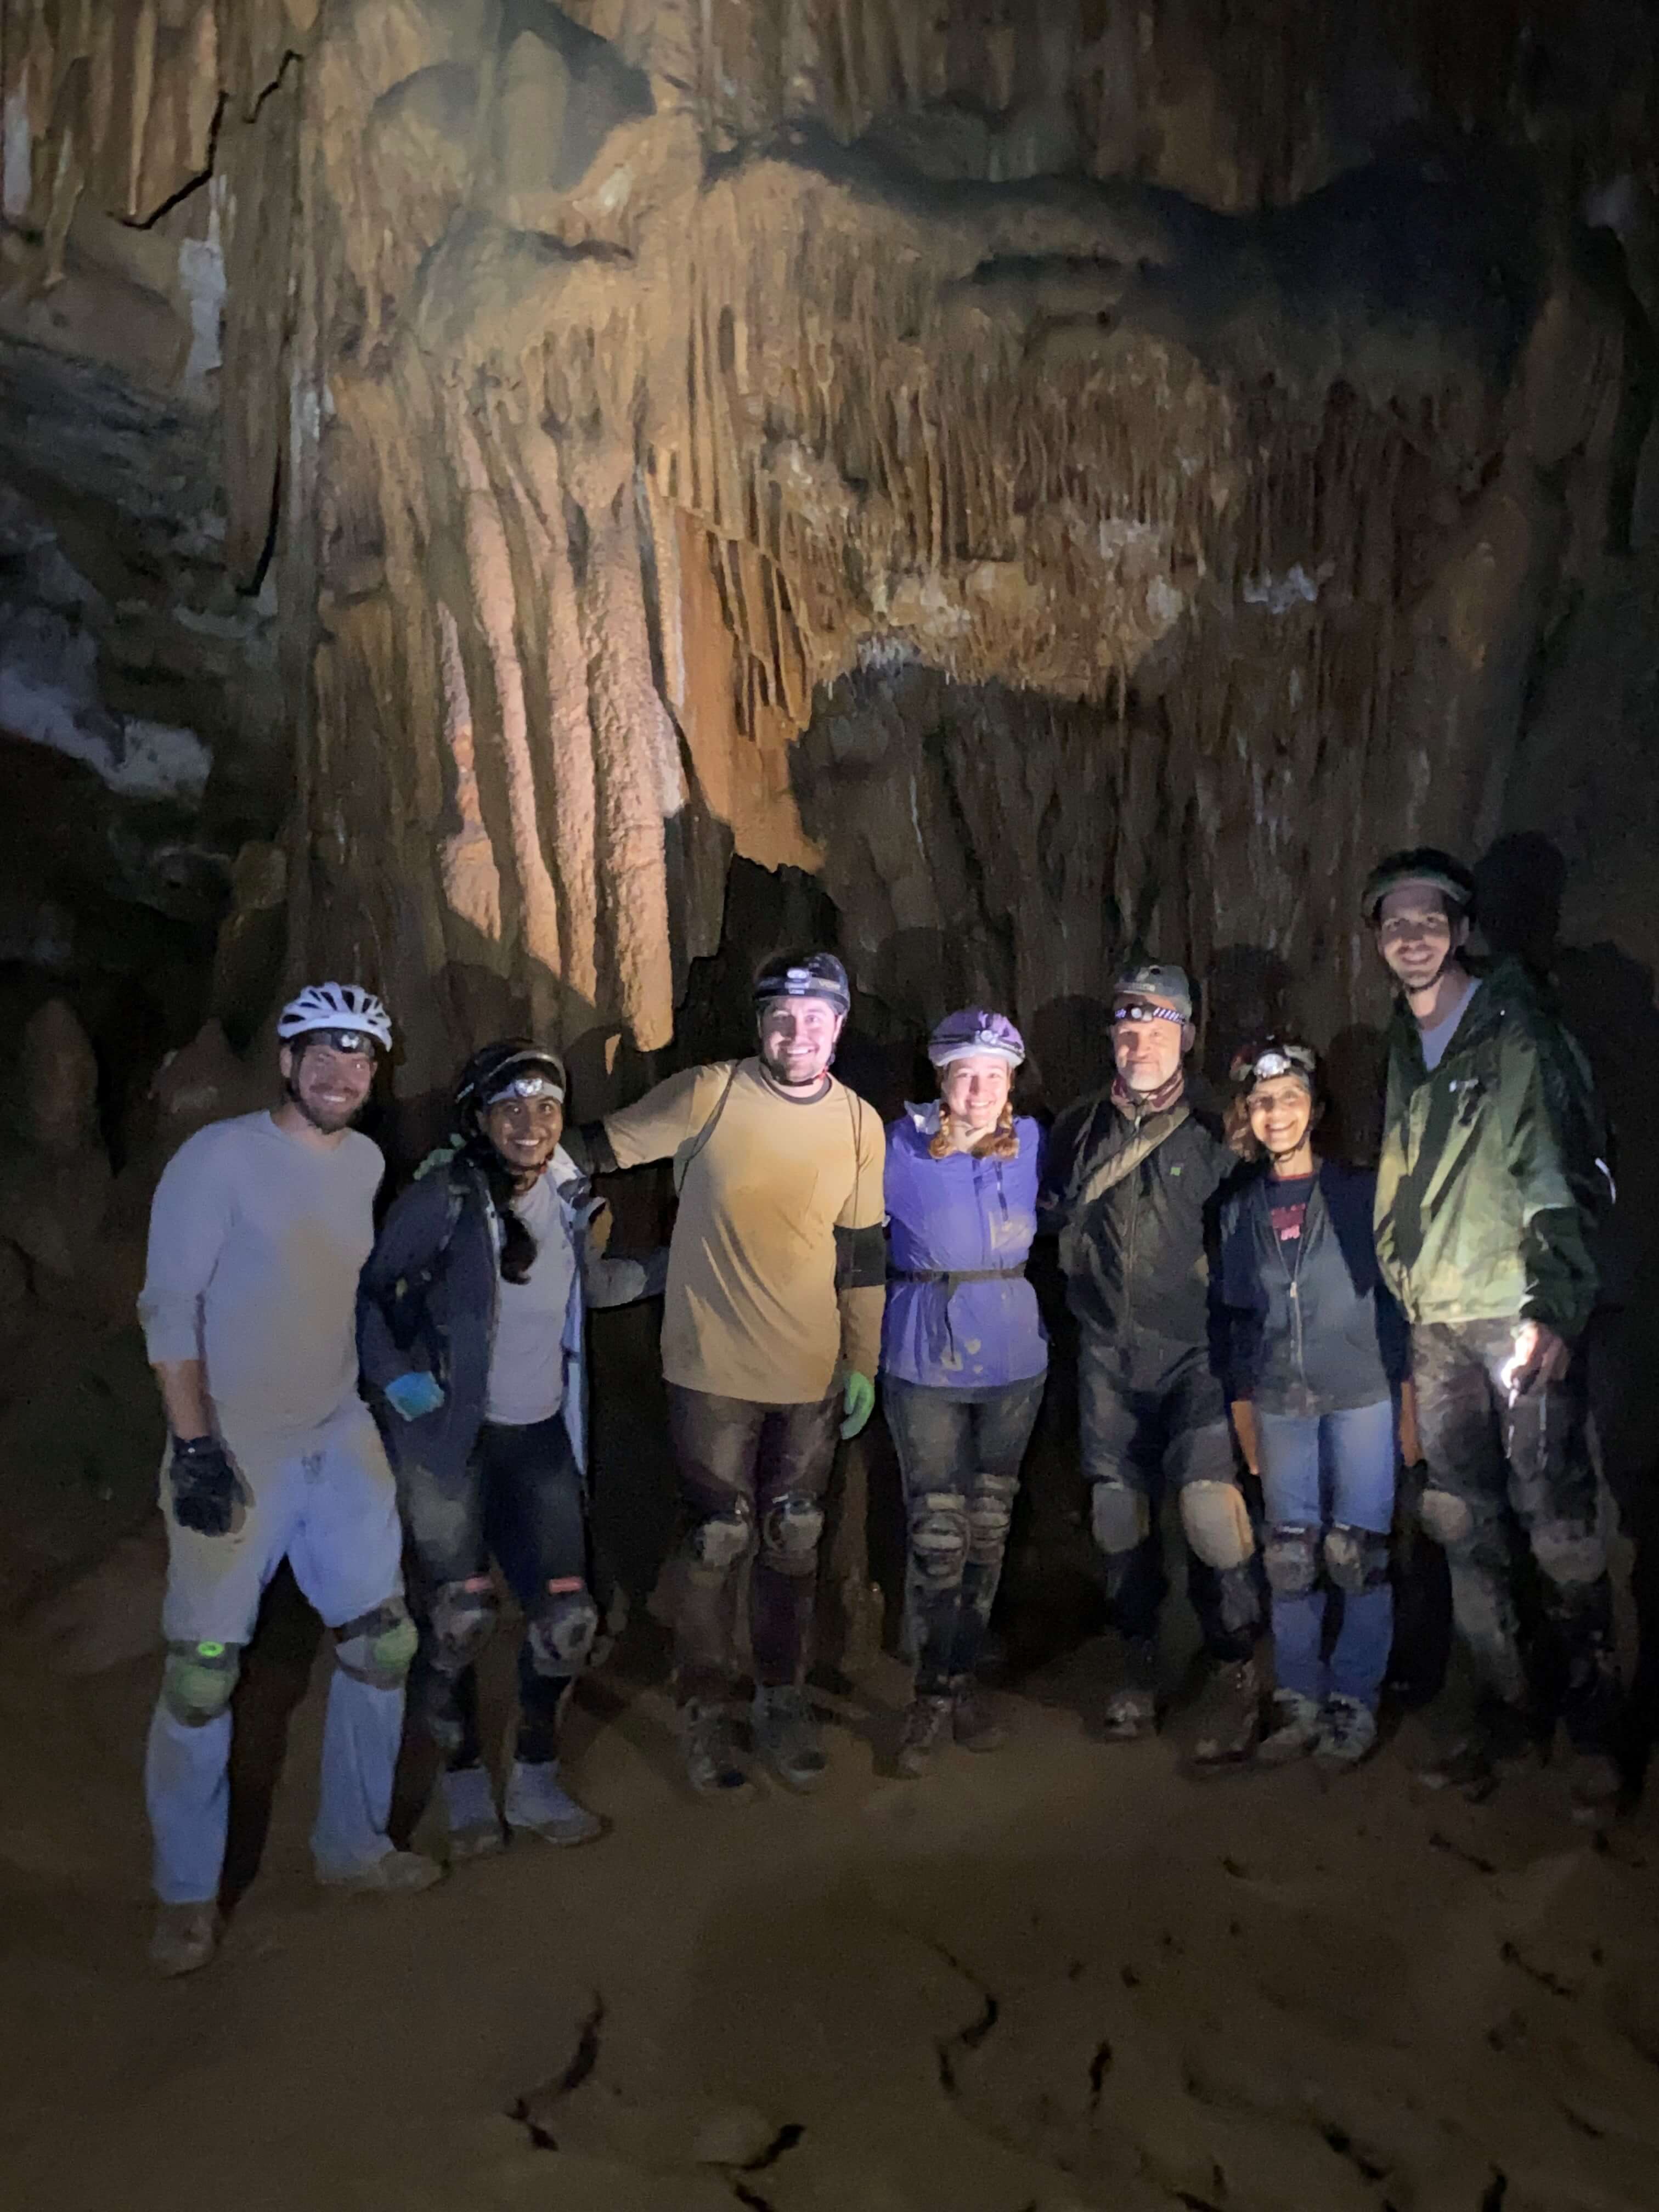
[{"xmin": 603, "ymin": 1059, "xmax": 885, "ymax": 1403}]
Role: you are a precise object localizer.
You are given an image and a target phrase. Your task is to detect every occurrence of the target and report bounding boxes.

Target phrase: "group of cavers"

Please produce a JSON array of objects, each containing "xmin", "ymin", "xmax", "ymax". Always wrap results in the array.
[{"xmin": 138, "ymin": 847, "xmax": 1628, "ymax": 1977}]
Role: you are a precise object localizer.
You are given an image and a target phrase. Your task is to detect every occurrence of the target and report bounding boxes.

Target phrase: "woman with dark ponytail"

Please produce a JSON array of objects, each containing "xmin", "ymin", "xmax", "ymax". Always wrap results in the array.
[
  {"xmin": 358, "ymin": 1040, "xmax": 664, "ymax": 1859},
  {"xmin": 882, "ymin": 1010, "xmax": 1047, "ymax": 1776}
]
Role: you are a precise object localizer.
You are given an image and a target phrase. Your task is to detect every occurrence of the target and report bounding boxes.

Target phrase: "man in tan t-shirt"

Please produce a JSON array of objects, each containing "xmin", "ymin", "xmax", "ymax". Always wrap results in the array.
[{"xmin": 585, "ymin": 951, "xmax": 884, "ymax": 1797}]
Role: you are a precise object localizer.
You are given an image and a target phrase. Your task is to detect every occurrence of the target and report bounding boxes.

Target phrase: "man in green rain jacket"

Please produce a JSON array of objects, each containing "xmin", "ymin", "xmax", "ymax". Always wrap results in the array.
[{"xmin": 1368, "ymin": 849, "xmax": 1620, "ymax": 1814}]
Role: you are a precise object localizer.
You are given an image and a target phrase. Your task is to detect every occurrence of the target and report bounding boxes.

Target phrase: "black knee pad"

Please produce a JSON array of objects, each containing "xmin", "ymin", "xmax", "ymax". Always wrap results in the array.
[
  {"xmin": 526, "ymin": 1584, "xmax": 601, "ymax": 1678},
  {"xmin": 967, "ymin": 1475, "xmax": 1018, "ymax": 1567},
  {"xmin": 1263, "ymin": 1523, "xmax": 1320, "ymax": 1596},
  {"xmin": 1419, "ymin": 1487, "xmax": 1475, "ymax": 1550},
  {"xmin": 334, "ymin": 1596, "xmax": 418, "ymax": 1688},
  {"xmin": 1090, "ymin": 1480, "xmax": 1150, "ymax": 1559},
  {"xmin": 760, "ymin": 1491, "xmax": 825, "ymax": 1578},
  {"xmin": 428, "ymin": 1576, "xmax": 500, "ymax": 1672},
  {"xmin": 161, "ymin": 1639, "xmax": 242, "ymax": 1726},
  {"xmin": 1323, "ymin": 1525, "xmax": 1391, "ymax": 1594},
  {"xmin": 685, "ymin": 1499, "xmax": 753, "ymax": 1576},
  {"xmin": 909, "ymin": 1491, "xmax": 969, "ymax": 1586},
  {"xmin": 1531, "ymin": 1520, "xmax": 1607, "ymax": 1590}
]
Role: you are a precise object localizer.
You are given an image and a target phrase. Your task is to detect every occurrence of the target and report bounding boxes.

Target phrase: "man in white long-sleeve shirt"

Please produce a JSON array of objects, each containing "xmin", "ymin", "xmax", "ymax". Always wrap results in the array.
[{"xmin": 138, "ymin": 983, "xmax": 438, "ymax": 1976}]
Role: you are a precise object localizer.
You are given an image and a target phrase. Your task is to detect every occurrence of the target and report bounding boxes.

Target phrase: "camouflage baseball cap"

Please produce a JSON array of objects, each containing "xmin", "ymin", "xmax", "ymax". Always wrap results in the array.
[{"xmin": 1113, "ymin": 962, "xmax": 1193, "ymax": 1022}]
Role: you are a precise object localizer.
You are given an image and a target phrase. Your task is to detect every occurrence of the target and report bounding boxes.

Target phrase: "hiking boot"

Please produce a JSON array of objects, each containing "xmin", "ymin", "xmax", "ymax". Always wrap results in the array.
[
  {"xmin": 1564, "ymin": 1747, "xmax": 1622, "ymax": 1826},
  {"xmin": 951, "ymin": 1678, "xmax": 1007, "ymax": 1754},
  {"xmin": 1102, "ymin": 1639, "xmax": 1159, "ymax": 1741},
  {"xmin": 895, "ymin": 1694, "xmax": 953, "ymax": 1779},
  {"xmin": 150, "ymin": 1900, "xmax": 219, "ymax": 1979},
  {"xmin": 504, "ymin": 1758, "xmax": 605, "ymax": 1847},
  {"xmin": 1255, "ymin": 1689, "xmax": 1322, "ymax": 1767},
  {"xmin": 441, "ymin": 1764, "xmax": 505, "ymax": 1862},
  {"xmin": 1315, "ymin": 1694, "xmax": 1378, "ymax": 1769},
  {"xmin": 682, "ymin": 1698, "xmax": 755, "ymax": 1799},
  {"xmin": 1190, "ymin": 1657, "xmax": 1261, "ymax": 1766},
  {"xmin": 315, "ymin": 1847, "xmax": 444, "ymax": 1895},
  {"xmin": 1416, "ymin": 1702, "xmax": 1536, "ymax": 1800},
  {"xmin": 752, "ymin": 1684, "xmax": 828, "ymax": 1793}
]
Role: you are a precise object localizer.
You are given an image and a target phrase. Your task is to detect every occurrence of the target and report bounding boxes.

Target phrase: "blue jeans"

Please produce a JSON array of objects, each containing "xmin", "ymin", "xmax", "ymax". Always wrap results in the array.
[
  {"xmin": 1257, "ymin": 1399, "xmax": 1395, "ymax": 1710},
  {"xmin": 885, "ymin": 1374, "xmax": 1046, "ymax": 1694}
]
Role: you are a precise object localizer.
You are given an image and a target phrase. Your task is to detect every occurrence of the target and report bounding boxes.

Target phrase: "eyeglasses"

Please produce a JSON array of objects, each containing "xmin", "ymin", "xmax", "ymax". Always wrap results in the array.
[
  {"xmin": 1113, "ymin": 1002, "xmax": 1184, "ymax": 1026},
  {"xmin": 486, "ymin": 1074, "xmax": 564, "ymax": 1104}
]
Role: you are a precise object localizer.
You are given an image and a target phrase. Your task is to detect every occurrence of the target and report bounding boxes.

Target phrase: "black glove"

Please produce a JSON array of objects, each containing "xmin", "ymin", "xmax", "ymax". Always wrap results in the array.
[{"xmin": 168, "ymin": 1436, "xmax": 241, "ymax": 1537}]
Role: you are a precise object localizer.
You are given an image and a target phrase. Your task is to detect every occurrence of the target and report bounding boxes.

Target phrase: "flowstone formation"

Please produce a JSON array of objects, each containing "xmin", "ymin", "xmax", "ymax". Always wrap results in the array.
[{"xmin": 1, "ymin": 2, "xmax": 1656, "ymax": 1122}]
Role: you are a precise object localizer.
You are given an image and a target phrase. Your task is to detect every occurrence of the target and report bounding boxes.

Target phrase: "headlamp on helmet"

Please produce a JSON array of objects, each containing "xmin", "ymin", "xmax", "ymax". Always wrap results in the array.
[
  {"xmin": 1113, "ymin": 1000, "xmax": 1185, "ymax": 1027},
  {"xmin": 1229, "ymin": 1039, "xmax": 1318, "ymax": 1092}
]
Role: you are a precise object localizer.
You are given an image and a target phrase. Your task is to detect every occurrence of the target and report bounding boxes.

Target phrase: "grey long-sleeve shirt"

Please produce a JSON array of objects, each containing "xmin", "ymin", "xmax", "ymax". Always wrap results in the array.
[{"xmin": 138, "ymin": 1110, "xmax": 383, "ymax": 1439}]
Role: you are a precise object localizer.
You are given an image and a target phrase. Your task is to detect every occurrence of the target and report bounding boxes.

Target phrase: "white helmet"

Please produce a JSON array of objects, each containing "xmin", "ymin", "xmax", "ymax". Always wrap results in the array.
[{"xmin": 276, "ymin": 981, "xmax": 393, "ymax": 1052}]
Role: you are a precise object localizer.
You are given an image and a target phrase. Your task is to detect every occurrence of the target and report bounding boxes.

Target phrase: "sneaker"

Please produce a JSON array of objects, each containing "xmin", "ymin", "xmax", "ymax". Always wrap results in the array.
[
  {"xmin": 1190, "ymin": 1657, "xmax": 1261, "ymax": 1766},
  {"xmin": 1315, "ymin": 1694, "xmax": 1378, "ymax": 1769},
  {"xmin": 951, "ymin": 1678, "xmax": 1007, "ymax": 1754},
  {"xmin": 895, "ymin": 1694, "xmax": 953, "ymax": 1779},
  {"xmin": 149, "ymin": 1900, "xmax": 219, "ymax": 1978},
  {"xmin": 441, "ymin": 1764, "xmax": 505, "ymax": 1862},
  {"xmin": 752, "ymin": 1684, "xmax": 829, "ymax": 1793},
  {"xmin": 682, "ymin": 1698, "xmax": 755, "ymax": 1799},
  {"xmin": 1103, "ymin": 1640, "xmax": 1159, "ymax": 1741},
  {"xmin": 315, "ymin": 1847, "xmax": 444, "ymax": 1894},
  {"xmin": 504, "ymin": 1758, "xmax": 605, "ymax": 1847},
  {"xmin": 1256, "ymin": 1689, "xmax": 1323, "ymax": 1767}
]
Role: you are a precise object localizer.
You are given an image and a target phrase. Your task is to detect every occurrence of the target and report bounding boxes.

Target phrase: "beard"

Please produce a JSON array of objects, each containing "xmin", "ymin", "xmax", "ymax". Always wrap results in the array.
[{"xmin": 285, "ymin": 1074, "xmax": 363, "ymax": 1134}]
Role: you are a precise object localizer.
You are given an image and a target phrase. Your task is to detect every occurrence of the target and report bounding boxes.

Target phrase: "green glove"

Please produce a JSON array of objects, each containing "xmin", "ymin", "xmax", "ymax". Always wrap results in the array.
[{"xmin": 840, "ymin": 1370, "xmax": 876, "ymax": 1441}]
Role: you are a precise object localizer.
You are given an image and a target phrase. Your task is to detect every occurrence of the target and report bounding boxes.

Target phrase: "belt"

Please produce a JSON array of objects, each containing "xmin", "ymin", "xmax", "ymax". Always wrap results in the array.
[{"xmin": 890, "ymin": 1265, "xmax": 1026, "ymax": 1285}]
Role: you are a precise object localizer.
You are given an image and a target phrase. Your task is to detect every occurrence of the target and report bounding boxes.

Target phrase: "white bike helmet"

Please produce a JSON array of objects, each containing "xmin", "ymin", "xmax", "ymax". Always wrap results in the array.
[{"xmin": 276, "ymin": 981, "xmax": 393, "ymax": 1053}]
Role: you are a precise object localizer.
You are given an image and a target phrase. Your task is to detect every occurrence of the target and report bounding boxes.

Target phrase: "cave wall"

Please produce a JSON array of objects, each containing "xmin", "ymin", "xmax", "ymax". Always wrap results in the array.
[{"xmin": 1, "ymin": 2, "xmax": 1656, "ymax": 1129}]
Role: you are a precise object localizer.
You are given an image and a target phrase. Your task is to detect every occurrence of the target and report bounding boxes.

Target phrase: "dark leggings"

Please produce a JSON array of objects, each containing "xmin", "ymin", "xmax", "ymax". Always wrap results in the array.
[
  {"xmin": 885, "ymin": 1373, "xmax": 1046, "ymax": 1696},
  {"xmin": 403, "ymin": 1415, "xmax": 588, "ymax": 1768}
]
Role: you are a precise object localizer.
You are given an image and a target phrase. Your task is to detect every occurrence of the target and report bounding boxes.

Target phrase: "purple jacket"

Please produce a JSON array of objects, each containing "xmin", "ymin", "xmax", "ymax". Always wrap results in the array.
[{"xmin": 882, "ymin": 1108, "xmax": 1048, "ymax": 1389}]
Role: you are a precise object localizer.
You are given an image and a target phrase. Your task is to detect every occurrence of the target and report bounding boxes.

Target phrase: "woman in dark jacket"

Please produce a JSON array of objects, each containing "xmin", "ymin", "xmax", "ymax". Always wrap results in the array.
[
  {"xmin": 1219, "ymin": 1039, "xmax": 1407, "ymax": 1768},
  {"xmin": 358, "ymin": 1039, "xmax": 663, "ymax": 1859}
]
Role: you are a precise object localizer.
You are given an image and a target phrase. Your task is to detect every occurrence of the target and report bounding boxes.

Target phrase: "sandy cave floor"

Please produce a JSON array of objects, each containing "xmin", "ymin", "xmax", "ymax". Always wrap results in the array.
[{"xmin": 3, "ymin": 1587, "xmax": 1659, "ymax": 2212}]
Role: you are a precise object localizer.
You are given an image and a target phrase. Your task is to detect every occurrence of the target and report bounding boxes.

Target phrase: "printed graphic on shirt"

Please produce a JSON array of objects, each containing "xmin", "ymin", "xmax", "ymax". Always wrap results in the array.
[{"xmin": 1268, "ymin": 1173, "xmax": 1316, "ymax": 1248}]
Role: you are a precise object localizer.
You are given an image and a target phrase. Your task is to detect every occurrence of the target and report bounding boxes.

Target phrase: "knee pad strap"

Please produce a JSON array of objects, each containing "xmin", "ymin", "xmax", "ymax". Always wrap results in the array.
[
  {"xmin": 967, "ymin": 1474, "xmax": 1017, "ymax": 1566},
  {"xmin": 335, "ymin": 1596, "xmax": 417, "ymax": 1688},
  {"xmin": 161, "ymin": 1639, "xmax": 241, "ymax": 1726}
]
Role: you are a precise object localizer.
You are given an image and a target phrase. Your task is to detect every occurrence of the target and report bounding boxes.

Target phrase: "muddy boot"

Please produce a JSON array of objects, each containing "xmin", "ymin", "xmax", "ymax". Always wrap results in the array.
[
  {"xmin": 1314, "ymin": 1694, "xmax": 1378, "ymax": 1770},
  {"xmin": 1415, "ymin": 1700, "xmax": 1536, "ymax": 1801},
  {"xmin": 752, "ymin": 1684, "xmax": 828, "ymax": 1793},
  {"xmin": 1256, "ymin": 1689, "xmax": 1322, "ymax": 1767},
  {"xmin": 895, "ymin": 1694, "xmax": 953, "ymax": 1778},
  {"xmin": 1191, "ymin": 1657, "xmax": 1261, "ymax": 1767},
  {"xmin": 951, "ymin": 1678, "xmax": 1007, "ymax": 1753},
  {"xmin": 1564, "ymin": 1747, "xmax": 1622, "ymax": 1827},
  {"xmin": 504, "ymin": 1758, "xmax": 605, "ymax": 1847},
  {"xmin": 441, "ymin": 1764, "xmax": 505, "ymax": 1862},
  {"xmin": 149, "ymin": 1900, "xmax": 220, "ymax": 1978},
  {"xmin": 682, "ymin": 1699, "xmax": 755, "ymax": 1799},
  {"xmin": 1103, "ymin": 1639, "xmax": 1159, "ymax": 1741}
]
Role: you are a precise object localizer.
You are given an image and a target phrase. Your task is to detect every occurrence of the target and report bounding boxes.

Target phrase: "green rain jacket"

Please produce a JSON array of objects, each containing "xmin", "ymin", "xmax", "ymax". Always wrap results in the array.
[{"xmin": 1374, "ymin": 958, "xmax": 1602, "ymax": 1342}]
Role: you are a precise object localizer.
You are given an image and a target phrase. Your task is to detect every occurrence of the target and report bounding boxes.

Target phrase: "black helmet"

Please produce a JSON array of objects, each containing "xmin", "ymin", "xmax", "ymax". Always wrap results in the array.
[
  {"xmin": 454, "ymin": 1038, "xmax": 567, "ymax": 1119},
  {"xmin": 1361, "ymin": 848, "xmax": 1476, "ymax": 927},
  {"xmin": 752, "ymin": 950, "xmax": 851, "ymax": 1018}
]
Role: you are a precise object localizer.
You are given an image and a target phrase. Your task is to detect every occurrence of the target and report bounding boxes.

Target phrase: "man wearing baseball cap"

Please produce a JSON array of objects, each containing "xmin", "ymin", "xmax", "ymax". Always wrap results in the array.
[
  {"xmin": 584, "ymin": 951, "xmax": 884, "ymax": 1797},
  {"xmin": 1041, "ymin": 963, "xmax": 1261, "ymax": 1762},
  {"xmin": 1365, "ymin": 848, "xmax": 1620, "ymax": 1812}
]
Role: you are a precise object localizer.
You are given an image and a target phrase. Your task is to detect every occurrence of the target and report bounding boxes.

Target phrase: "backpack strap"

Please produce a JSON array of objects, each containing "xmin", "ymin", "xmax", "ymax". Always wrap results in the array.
[{"xmin": 672, "ymin": 1062, "xmax": 742, "ymax": 1195}]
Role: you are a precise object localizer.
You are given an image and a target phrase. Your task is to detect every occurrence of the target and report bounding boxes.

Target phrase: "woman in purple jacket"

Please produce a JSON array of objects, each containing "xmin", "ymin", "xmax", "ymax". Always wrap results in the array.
[{"xmin": 884, "ymin": 1009, "xmax": 1047, "ymax": 1776}]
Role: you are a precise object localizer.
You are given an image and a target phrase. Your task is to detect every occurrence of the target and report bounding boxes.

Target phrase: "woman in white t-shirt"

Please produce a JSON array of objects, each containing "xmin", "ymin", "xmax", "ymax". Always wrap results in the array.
[{"xmin": 359, "ymin": 1040, "xmax": 664, "ymax": 1860}]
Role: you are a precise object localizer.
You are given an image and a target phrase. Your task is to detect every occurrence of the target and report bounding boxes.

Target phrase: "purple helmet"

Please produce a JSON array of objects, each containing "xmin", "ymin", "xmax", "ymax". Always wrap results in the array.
[{"xmin": 928, "ymin": 1008, "xmax": 1025, "ymax": 1070}]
